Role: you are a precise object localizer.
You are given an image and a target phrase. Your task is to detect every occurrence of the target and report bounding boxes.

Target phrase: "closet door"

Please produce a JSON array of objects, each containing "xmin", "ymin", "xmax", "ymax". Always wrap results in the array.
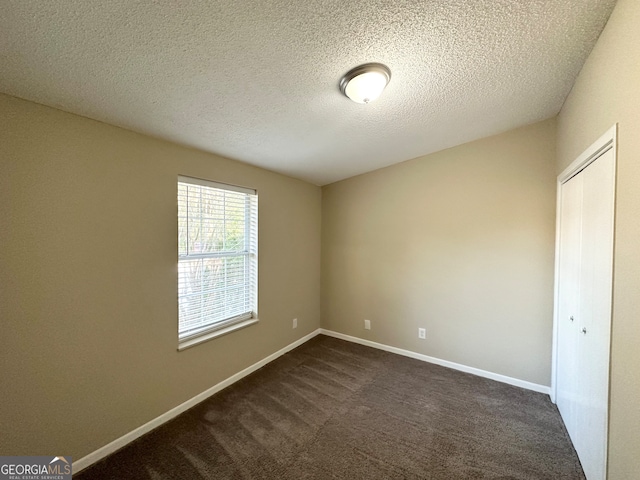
[
  {"xmin": 573, "ymin": 148, "xmax": 615, "ymax": 480},
  {"xmin": 555, "ymin": 170, "xmax": 583, "ymax": 442},
  {"xmin": 555, "ymin": 146, "xmax": 615, "ymax": 480}
]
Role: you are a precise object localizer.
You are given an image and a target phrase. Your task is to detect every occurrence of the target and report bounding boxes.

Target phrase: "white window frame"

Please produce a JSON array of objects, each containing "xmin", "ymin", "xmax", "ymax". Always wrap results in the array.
[{"xmin": 177, "ymin": 176, "xmax": 258, "ymax": 350}]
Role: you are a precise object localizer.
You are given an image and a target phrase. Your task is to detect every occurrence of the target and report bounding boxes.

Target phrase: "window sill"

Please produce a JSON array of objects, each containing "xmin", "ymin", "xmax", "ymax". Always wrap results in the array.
[{"xmin": 178, "ymin": 318, "xmax": 259, "ymax": 351}]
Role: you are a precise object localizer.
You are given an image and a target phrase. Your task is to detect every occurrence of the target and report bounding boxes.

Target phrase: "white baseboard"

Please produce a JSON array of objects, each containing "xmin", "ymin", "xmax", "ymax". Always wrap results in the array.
[
  {"xmin": 73, "ymin": 329, "xmax": 321, "ymax": 474},
  {"xmin": 319, "ymin": 329, "xmax": 551, "ymax": 395}
]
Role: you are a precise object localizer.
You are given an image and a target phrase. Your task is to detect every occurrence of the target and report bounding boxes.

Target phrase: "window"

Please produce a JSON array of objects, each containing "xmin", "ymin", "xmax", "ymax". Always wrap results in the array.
[{"xmin": 177, "ymin": 176, "xmax": 258, "ymax": 349}]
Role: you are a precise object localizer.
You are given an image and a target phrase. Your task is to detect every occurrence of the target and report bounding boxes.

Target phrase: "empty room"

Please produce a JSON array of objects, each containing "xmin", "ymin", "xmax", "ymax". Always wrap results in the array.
[{"xmin": 1, "ymin": 0, "xmax": 639, "ymax": 479}]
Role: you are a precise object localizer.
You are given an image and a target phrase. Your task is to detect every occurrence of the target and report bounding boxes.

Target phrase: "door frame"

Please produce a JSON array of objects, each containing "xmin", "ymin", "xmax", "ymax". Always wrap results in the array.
[{"xmin": 550, "ymin": 124, "xmax": 617, "ymax": 476}]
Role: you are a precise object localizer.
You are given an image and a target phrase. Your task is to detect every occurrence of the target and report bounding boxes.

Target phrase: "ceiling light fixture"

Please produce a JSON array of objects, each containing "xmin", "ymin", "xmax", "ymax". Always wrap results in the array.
[{"xmin": 339, "ymin": 63, "xmax": 391, "ymax": 104}]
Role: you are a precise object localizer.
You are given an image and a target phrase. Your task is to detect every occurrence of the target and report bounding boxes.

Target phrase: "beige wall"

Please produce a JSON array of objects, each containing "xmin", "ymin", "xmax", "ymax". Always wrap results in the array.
[
  {"xmin": 556, "ymin": 0, "xmax": 640, "ymax": 477},
  {"xmin": 322, "ymin": 119, "xmax": 557, "ymax": 386},
  {"xmin": 0, "ymin": 94, "xmax": 322, "ymax": 460}
]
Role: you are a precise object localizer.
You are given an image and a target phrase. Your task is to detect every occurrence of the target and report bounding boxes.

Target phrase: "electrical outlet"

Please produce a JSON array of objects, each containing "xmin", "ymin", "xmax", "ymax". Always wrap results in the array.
[
  {"xmin": 364, "ymin": 319, "xmax": 371, "ymax": 330},
  {"xmin": 293, "ymin": 318, "xmax": 298, "ymax": 329},
  {"xmin": 418, "ymin": 328, "xmax": 426, "ymax": 339}
]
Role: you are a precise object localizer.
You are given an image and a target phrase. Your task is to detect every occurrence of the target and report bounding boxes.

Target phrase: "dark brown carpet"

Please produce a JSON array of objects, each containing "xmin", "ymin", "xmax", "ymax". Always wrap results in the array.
[{"xmin": 76, "ymin": 335, "xmax": 584, "ymax": 479}]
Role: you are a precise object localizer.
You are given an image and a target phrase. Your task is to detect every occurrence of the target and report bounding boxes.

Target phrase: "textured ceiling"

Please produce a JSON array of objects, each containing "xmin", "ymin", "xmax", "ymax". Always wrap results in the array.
[{"xmin": 0, "ymin": 0, "xmax": 616, "ymax": 185}]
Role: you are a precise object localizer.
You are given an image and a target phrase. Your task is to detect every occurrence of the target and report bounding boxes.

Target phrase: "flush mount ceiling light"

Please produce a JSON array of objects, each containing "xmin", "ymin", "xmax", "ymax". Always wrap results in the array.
[{"xmin": 339, "ymin": 63, "xmax": 391, "ymax": 104}]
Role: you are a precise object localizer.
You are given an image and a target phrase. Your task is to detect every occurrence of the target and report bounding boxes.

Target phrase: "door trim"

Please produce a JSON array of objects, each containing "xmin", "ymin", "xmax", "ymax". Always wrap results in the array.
[{"xmin": 550, "ymin": 124, "xmax": 617, "ymax": 479}]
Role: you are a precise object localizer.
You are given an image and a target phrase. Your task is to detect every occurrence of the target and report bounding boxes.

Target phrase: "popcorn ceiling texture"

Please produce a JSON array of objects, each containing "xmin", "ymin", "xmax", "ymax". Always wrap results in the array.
[{"xmin": 0, "ymin": 0, "xmax": 616, "ymax": 185}]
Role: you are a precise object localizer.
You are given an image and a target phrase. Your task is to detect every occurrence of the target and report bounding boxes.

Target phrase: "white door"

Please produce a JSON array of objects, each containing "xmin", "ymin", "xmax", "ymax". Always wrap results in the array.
[
  {"xmin": 554, "ymin": 144, "xmax": 615, "ymax": 480},
  {"xmin": 556, "ymin": 169, "xmax": 583, "ymax": 441}
]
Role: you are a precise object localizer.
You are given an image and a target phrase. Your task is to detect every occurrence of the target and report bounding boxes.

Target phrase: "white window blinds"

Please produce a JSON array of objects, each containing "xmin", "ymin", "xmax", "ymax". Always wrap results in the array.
[{"xmin": 177, "ymin": 176, "xmax": 258, "ymax": 341}]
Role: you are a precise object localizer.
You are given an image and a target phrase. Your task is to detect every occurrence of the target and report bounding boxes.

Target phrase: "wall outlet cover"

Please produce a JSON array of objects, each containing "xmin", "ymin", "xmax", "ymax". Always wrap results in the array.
[
  {"xmin": 418, "ymin": 328, "xmax": 426, "ymax": 339},
  {"xmin": 293, "ymin": 318, "xmax": 297, "ymax": 329},
  {"xmin": 364, "ymin": 319, "xmax": 371, "ymax": 330}
]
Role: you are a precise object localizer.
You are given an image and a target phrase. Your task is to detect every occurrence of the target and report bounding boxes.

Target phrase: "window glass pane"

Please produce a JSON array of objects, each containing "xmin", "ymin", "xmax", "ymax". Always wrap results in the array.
[{"xmin": 178, "ymin": 256, "xmax": 250, "ymax": 335}]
